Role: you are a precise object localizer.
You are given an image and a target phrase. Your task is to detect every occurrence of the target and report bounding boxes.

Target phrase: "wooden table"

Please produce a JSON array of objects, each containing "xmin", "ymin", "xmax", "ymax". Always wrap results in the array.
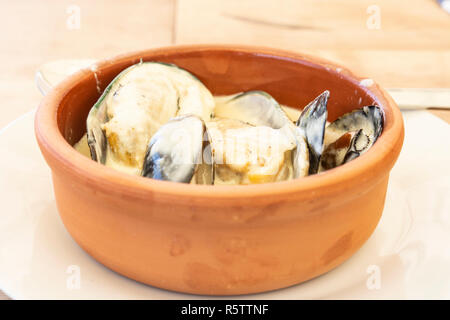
[{"xmin": 0, "ymin": 0, "xmax": 448, "ymax": 299}]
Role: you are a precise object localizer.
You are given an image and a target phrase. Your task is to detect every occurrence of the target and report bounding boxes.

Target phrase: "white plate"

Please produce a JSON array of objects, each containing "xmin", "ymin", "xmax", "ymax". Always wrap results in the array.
[{"xmin": 0, "ymin": 109, "xmax": 449, "ymax": 299}]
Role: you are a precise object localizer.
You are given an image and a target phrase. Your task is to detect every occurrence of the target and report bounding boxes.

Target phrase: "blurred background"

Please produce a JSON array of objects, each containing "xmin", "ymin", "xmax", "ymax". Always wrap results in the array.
[{"xmin": 0, "ymin": 0, "xmax": 449, "ymax": 128}]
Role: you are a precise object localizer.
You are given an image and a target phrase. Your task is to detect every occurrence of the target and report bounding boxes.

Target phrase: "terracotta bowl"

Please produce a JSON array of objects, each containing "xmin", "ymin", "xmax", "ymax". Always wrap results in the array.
[{"xmin": 35, "ymin": 45, "xmax": 404, "ymax": 296}]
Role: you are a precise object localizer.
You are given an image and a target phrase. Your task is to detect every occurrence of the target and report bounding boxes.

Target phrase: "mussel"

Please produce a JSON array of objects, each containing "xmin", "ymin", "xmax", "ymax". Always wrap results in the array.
[
  {"xmin": 86, "ymin": 62, "xmax": 214, "ymax": 173},
  {"xmin": 319, "ymin": 106, "xmax": 384, "ymax": 171},
  {"xmin": 207, "ymin": 117, "xmax": 297, "ymax": 184},
  {"xmin": 214, "ymin": 90, "xmax": 292, "ymax": 129},
  {"xmin": 215, "ymin": 90, "xmax": 330, "ymax": 178},
  {"xmin": 141, "ymin": 114, "xmax": 213, "ymax": 184}
]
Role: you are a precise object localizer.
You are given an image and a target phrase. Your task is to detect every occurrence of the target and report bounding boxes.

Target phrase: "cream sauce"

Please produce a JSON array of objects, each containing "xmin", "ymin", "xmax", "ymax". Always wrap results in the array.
[{"xmin": 74, "ymin": 134, "xmax": 140, "ymax": 175}]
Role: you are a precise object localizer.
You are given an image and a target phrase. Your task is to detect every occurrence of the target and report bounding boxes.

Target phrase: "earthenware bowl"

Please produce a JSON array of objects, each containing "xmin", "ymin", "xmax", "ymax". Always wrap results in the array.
[{"xmin": 35, "ymin": 45, "xmax": 404, "ymax": 295}]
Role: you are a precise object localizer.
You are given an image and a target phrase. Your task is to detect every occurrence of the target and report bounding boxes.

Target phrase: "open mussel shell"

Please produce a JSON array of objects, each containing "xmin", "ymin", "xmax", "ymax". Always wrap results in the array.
[
  {"xmin": 214, "ymin": 90, "xmax": 292, "ymax": 129},
  {"xmin": 325, "ymin": 106, "xmax": 383, "ymax": 143},
  {"xmin": 214, "ymin": 90, "xmax": 311, "ymax": 178},
  {"xmin": 141, "ymin": 114, "xmax": 213, "ymax": 184},
  {"xmin": 86, "ymin": 61, "xmax": 214, "ymax": 167},
  {"xmin": 296, "ymin": 91, "xmax": 329, "ymax": 174},
  {"xmin": 320, "ymin": 105, "xmax": 384, "ymax": 171}
]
